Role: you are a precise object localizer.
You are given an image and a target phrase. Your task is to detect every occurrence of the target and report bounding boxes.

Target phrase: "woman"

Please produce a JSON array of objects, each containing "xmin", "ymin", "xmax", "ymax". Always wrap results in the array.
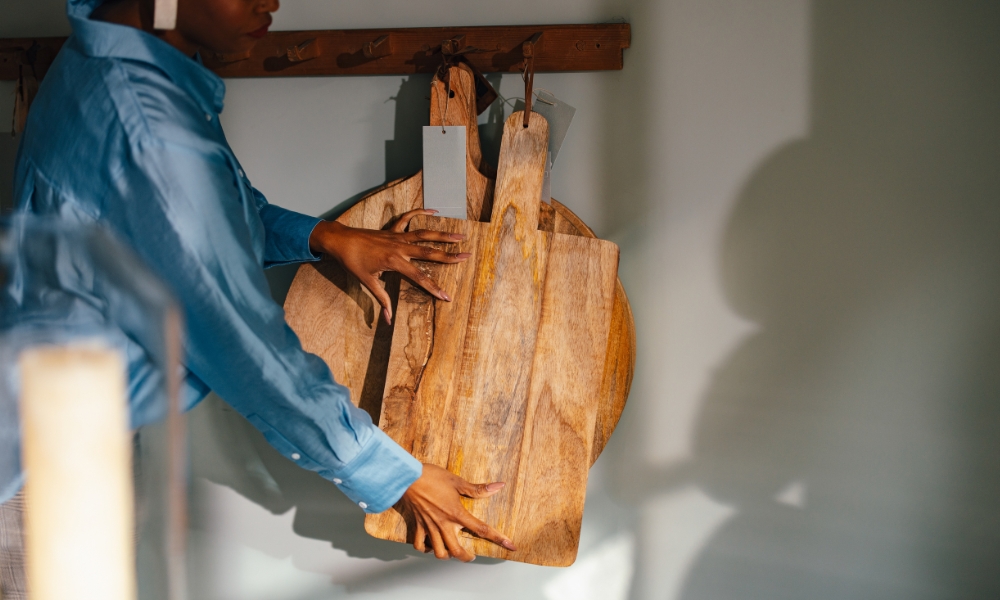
[{"xmin": 0, "ymin": 0, "xmax": 514, "ymax": 594}]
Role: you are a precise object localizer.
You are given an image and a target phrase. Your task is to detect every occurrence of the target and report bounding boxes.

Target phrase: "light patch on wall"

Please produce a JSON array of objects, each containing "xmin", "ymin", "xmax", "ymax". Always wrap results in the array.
[
  {"xmin": 542, "ymin": 532, "xmax": 635, "ymax": 600},
  {"xmin": 774, "ymin": 479, "xmax": 807, "ymax": 509},
  {"xmin": 638, "ymin": 486, "xmax": 736, "ymax": 600}
]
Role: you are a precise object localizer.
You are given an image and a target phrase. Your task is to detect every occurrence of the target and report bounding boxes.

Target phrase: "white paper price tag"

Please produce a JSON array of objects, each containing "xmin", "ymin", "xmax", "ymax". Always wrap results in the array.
[{"xmin": 422, "ymin": 125, "xmax": 467, "ymax": 219}]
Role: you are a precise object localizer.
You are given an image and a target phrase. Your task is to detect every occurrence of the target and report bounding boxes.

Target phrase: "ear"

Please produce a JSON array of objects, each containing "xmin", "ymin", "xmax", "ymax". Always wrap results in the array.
[{"xmin": 154, "ymin": 0, "xmax": 177, "ymax": 30}]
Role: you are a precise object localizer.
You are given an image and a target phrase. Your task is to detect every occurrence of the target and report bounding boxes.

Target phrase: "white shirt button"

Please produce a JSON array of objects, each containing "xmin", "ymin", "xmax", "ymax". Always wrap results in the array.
[
  {"xmin": 358, "ymin": 502, "xmax": 368, "ymax": 510},
  {"xmin": 333, "ymin": 478, "xmax": 343, "ymax": 484},
  {"xmin": 291, "ymin": 453, "xmax": 301, "ymax": 460},
  {"xmin": 205, "ymin": 113, "xmax": 213, "ymax": 121},
  {"xmin": 238, "ymin": 169, "xmax": 244, "ymax": 178}
]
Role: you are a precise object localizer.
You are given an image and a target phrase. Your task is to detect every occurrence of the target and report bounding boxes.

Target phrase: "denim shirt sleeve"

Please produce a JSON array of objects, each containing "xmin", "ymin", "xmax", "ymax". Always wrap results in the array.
[
  {"xmin": 119, "ymin": 137, "xmax": 421, "ymax": 512},
  {"xmin": 248, "ymin": 185, "xmax": 323, "ymax": 268}
]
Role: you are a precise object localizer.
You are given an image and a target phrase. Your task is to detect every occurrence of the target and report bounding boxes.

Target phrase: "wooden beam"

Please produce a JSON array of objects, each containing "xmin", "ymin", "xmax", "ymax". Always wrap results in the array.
[{"xmin": 0, "ymin": 23, "xmax": 629, "ymax": 82}]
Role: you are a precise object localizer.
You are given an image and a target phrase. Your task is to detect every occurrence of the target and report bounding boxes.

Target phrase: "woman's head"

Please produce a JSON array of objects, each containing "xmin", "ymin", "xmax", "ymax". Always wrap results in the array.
[
  {"xmin": 92, "ymin": 0, "xmax": 279, "ymax": 57},
  {"xmin": 172, "ymin": 0, "xmax": 279, "ymax": 56}
]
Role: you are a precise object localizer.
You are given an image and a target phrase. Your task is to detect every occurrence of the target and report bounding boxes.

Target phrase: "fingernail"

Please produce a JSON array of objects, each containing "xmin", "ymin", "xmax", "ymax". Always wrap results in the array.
[
  {"xmin": 457, "ymin": 252, "xmax": 472, "ymax": 259},
  {"xmin": 440, "ymin": 292, "xmax": 452, "ymax": 302},
  {"xmin": 450, "ymin": 233, "xmax": 466, "ymax": 240},
  {"xmin": 383, "ymin": 308, "xmax": 393, "ymax": 324},
  {"xmin": 426, "ymin": 209, "xmax": 439, "ymax": 214},
  {"xmin": 502, "ymin": 540, "xmax": 518, "ymax": 551},
  {"xmin": 486, "ymin": 482, "xmax": 505, "ymax": 492}
]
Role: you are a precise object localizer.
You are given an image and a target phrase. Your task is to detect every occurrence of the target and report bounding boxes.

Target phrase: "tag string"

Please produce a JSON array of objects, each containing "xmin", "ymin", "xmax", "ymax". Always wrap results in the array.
[{"xmin": 441, "ymin": 78, "xmax": 451, "ymax": 133}]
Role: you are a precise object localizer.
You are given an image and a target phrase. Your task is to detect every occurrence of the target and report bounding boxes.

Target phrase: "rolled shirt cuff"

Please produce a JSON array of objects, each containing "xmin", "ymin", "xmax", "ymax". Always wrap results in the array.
[
  {"xmin": 329, "ymin": 428, "xmax": 422, "ymax": 513},
  {"xmin": 257, "ymin": 204, "xmax": 323, "ymax": 267}
]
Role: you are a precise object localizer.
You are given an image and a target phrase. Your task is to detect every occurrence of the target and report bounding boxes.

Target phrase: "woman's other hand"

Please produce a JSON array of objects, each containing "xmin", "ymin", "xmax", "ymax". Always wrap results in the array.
[
  {"xmin": 308, "ymin": 209, "xmax": 470, "ymax": 324},
  {"xmin": 398, "ymin": 463, "xmax": 517, "ymax": 561}
]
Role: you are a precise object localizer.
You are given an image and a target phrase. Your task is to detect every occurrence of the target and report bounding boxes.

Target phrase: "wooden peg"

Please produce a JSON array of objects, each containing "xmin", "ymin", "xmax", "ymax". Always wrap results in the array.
[
  {"xmin": 214, "ymin": 49, "xmax": 251, "ymax": 64},
  {"xmin": 362, "ymin": 34, "xmax": 392, "ymax": 59},
  {"xmin": 522, "ymin": 32, "xmax": 543, "ymax": 58},
  {"xmin": 287, "ymin": 38, "xmax": 320, "ymax": 63},
  {"xmin": 441, "ymin": 34, "xmax": 467, "ymax": 55}
]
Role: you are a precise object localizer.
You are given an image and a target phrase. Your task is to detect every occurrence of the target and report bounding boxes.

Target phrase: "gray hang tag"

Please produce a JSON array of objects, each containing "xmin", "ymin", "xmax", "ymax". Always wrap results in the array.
[
  {"xmin": 422, "ymin": 125, "xmax": 467, "ymax": 219},
  {"xmin": 531, "ymin": 90, "xmax": 575, "ymax": 167}
]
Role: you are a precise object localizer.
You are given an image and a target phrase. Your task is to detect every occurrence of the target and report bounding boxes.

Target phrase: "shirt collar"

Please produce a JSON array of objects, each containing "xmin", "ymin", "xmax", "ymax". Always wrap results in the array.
[{"xmin": 66, "ymin": 1, "xmax": 226, "ymax": 115}]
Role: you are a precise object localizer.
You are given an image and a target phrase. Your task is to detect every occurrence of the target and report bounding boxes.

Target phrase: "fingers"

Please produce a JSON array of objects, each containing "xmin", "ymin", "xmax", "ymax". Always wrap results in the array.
[
  {"xmin": 361, "ymin": 274, "xmax": 393, "ymax": 324},
  {"xmin": 459, "ymin": 512, "xmax": 518, "ymax": 552},
  {"xmin": 406, "ymin": 244, "xmax": 471, "ymax": 264},
  {"xmin": 426, "ymin": 520, "xmax": 450, "ymax": 560},
  {"xmin": 413, "ymin": 517, "xmax": 428, "ymax": 554},
  {"xmin": 395, "ymin": 259, "xmax": 450, "ymax": 302},
  {"xmin": 390, "ymin": 209, "xmax": 438, "ymax": 233},
  {"xmin": 456, "ymin": 479, "xmax": 505, "ymax": 500},
  {"xmin": 442, "ymin": 524, "xmax": 476, "ymax": 562},
  {"xmin": 404, "ymin": 229, "xmax": 467, "ymax": 244}
]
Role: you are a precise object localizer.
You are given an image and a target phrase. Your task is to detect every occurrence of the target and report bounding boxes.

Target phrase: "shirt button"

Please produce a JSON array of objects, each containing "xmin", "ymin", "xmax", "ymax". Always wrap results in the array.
[
  {"xmin": 205, "ymin": 113, "xmax": 213, "ymax": 121},
  {"xmin": 358, "ymin": 502, "xmax": 368, "ymax": 510},
  {"xmin": 238, "ymin": 169, "xmax": 244, "ymax": 178},
  {"xmin": 333, "ymin": 478, "xmax": 343, "ymax": 484},
  {"xmin": 291, "ymin": 453, "xmax": 301, "ymax": 460}
]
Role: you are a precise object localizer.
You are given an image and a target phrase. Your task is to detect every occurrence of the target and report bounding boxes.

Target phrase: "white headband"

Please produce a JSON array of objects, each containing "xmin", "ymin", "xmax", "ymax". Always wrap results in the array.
[{"xmin": 153, "ymin": 0, "xmax": 177, "ymax": 30}]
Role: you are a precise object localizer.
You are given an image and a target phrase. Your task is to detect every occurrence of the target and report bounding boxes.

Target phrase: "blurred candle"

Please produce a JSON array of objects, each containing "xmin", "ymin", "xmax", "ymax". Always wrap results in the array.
[{"xmin": 19, "ymin": 345, "xmax": 135, "ymax": 600}]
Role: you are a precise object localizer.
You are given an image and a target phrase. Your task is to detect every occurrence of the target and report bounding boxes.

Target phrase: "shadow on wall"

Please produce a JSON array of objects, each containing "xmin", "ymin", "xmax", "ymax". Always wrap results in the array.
[
  {"xmin": 602, "ymin": 1, "xmax": 1000, "ymax": 599},
  {"xmin": 189, "ymin": 394, "xmax": 422, "ymax": 562}
]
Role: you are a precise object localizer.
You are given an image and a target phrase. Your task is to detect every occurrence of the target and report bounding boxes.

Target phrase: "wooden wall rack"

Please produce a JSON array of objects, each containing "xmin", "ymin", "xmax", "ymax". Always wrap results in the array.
[{"xmin": 0, "ymin": 23, "xmax": 630, "ymax": 82}]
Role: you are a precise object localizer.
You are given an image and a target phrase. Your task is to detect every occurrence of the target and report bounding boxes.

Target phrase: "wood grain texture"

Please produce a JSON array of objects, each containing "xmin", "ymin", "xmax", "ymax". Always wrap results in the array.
[
  {"xmin": 283, "ymin": 71, "xmax": 633, "ymax": 453},
  {"xmin": 365, "ymin": 112, "xmax": 620, "ymax": 565},
  {"xmin": 505, "ymin": 233, "xmax": 619, "ymax": 564},
  {"xmin": 549, "ymin": 200, "xmax": 636, "ymax": 462},
  {"xmin": 1, "ymin": 25, "xmax": 630, "ymax": 81},
  {"xmin": 284, "ymin": 174, "xmax": 422, "ymax": 420}
]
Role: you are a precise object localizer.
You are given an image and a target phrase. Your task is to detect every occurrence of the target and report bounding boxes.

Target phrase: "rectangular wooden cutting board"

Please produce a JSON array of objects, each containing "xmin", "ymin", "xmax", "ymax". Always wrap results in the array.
[{"xmin": 365, "ymin": 112, "xmax": 619, "ymax": 566}]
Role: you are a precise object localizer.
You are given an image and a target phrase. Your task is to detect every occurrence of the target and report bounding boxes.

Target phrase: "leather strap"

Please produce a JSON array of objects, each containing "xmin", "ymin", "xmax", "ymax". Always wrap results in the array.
[{"xmin": 435, "ymin": 45, "xmax": 499, "ymax": 116}]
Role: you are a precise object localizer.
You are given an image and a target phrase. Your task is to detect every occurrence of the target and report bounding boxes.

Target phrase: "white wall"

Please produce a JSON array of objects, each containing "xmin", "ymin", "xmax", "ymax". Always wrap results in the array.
[{"xmin": 3, "ymin": 1, "xmax": 999, "ymax": 599}]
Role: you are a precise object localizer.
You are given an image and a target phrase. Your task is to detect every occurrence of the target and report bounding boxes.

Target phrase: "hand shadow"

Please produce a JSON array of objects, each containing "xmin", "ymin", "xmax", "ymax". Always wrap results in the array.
[{"xmin": 190, "ymin": 393, "xmax": 421, "ymax": 561}]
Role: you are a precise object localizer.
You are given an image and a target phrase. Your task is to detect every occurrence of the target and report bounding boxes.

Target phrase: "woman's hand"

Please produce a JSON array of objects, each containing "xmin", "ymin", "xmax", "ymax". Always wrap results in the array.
[
  {"xmin": 308, "ymin": 209, "xmax": 470, "ymax": 324},
  {"xmin": 399, "ymin": 463, "xmax": 517, "ymax": 561}
]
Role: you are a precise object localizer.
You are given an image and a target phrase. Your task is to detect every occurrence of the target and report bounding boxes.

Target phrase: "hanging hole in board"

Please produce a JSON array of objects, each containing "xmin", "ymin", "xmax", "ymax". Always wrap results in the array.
[
  {"xmin": 596, "ymin": 43, "xmax": 601, "ymax": 48},
  {"xmin": 449, "ymin": 90, "xmax": 455, "ymax": 98}
]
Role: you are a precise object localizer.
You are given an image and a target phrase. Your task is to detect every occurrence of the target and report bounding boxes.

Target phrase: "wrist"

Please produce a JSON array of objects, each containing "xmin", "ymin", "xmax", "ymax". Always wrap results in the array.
[{"xmin": 308, "ymin": 220, "xmax": 346, "ymax": 256}]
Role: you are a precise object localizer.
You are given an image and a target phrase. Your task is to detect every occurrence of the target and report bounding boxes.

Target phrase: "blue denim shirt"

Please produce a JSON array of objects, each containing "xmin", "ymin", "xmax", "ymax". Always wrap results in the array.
[{"xmin": 8, "ymin": 0, "xmax": 421, "ymax": 512}]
